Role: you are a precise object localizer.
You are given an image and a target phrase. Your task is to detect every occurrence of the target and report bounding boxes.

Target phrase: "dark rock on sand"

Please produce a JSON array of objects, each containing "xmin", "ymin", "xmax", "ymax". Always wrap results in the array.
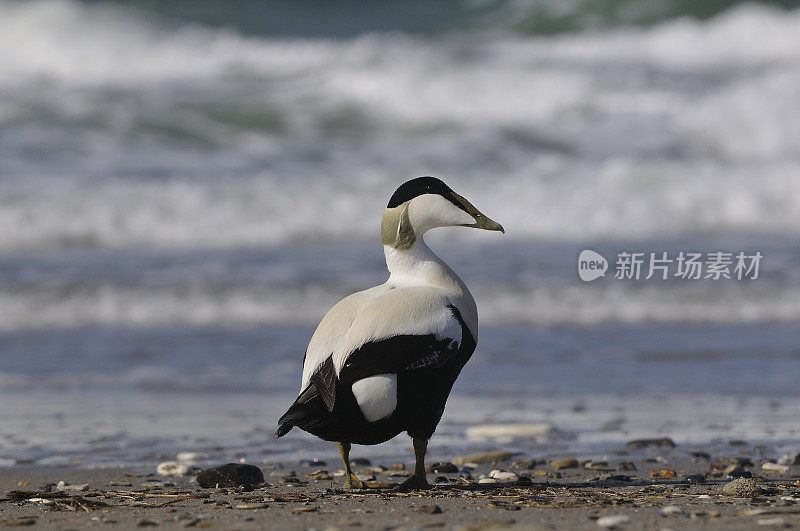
[
  {"xmin": 684, "ymin": 474, "xmax": 706, "ymax": 484},
  {"xmin": 196, "ymin": 464, "xmax": 264, "ymax": 488},
  {"xmin": 418, "ymin": 505, "xmax": 442, "ymax": 514},
  {"xmin": 511, "ymin": 458, "xmax": 539, "ymax": 469},
  {"xmin": 626, "ymin": 438, "xmax": 676, "ymax": 449},
  {"xmin": 350, "ymin": 458, "xmax": 371, "ymax": 466},
  {"xmin": 427, "ymin": 462, "xmax": 458, "ymax": 474},
  {"xmin": 722, "ymin": 477, "xmax": 761, "ymax": 497}
]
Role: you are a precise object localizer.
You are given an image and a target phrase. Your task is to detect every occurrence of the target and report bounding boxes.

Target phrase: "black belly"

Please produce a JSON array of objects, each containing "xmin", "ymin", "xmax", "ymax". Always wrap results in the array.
[{"xmin": 284, "ymin": 344, "xmax": 475, "ymax": 445}]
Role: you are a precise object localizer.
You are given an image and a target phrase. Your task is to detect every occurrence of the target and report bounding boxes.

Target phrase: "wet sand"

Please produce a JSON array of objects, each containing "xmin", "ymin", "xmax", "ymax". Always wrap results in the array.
[{"xmin": 2, "ymin": 447, "xmax": 799, "ymax": 530}]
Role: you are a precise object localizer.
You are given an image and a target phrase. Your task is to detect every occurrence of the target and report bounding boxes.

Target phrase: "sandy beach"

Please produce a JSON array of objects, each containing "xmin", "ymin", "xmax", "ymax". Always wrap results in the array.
[{"xmin": 3, "ymin": 442, "xmax": 799, "ymax": 530}]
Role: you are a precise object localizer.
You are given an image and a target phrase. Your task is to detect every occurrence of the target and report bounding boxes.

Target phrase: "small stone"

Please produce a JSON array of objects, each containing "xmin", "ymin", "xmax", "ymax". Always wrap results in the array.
[
  {"xmin": 551, "ymin": 458, "xmax": 578, "ymax": 470},
  {"xmin": 660, "ymin": 505, "xmax": 683, "ymax": 516},
  {"xmin": 307, "ymin": 469, "xmax": 332, "ymax": 480},
  {"xmin": 137, "ymin": 521, "xmax": 158, "ymax": 527},
  {"xmin": 626, "ymin": 438, "xmax": 676, "ymax": 449},
  {"xmin": 596, "ymin": 514, "xmax": 630, "ymax": 528},
  {"xmin": 777, "ymin": 452, "xmax": 800, "ymax": 466},
  {"xmin": 354, "ymin": 474, "xmax": 374, "ymax": 482},
  {"xmin": 157, "ymin": 462, "xmax": 189, "ymax": 477},
  {"xmin": 388, "ymin": 463, "xmax": 405, "ymax": 471},
  {"xmin": 585, "ymin": 461, "xmax": 615, "ymax": 471},
  {"xmin": 55, "ymin": 480, "xmax": 89, "ymax": 492},
  {"xmin": 724, "ymin": 464, "xmax": 743, "ymax": 475},
  {"xmin": 0, "ymin": 519, "xmax": 35, "ymax": 526},
  {"xmin": 426, "ymin": 462, "xmax": 458, "ymax": 474},
  {"xmin": 757, "ymin": 517, "xmax": 786, "ymax": 526},
  {"xmin": 762, "ymin": 462, "xmax": 789, "ymax": 474},
  {"xmin": 684, "ymin": 474, "xmax": 705, "ymax": 484},
  {"xmin": 238, "ymin": 484, "xmax": 255, "ymax": 492},
  {"xmin": 196, "ymin": 464, "xmax": 264, "ymax": 488},
  {"xmin": 235, "ymin": 503, "xmax": 268, "ymax": 510},
  {"xmin": 350, "ymin": 458, "xmax": 371, "ymax": 466},
  {"xmin": 488, "ymin": 470, "xmax": 518, "ymax": 481},
  {"xmin": 418, "ymin": 505, "xmax": 442, "ymax": 514},
  {"xmin": 618, "ymin": 461, "xmax": 637, "ymax": 471},
  {"xmin": 722, "ymin": 477, "xmax": 761, "ymax": 497},
  {"xmin": 511, "ymin": 458, "xmax": 538, "ymax": 469},
  {"xmin": 465, "ymin": 423, "xmax": 555, "ymax": 441},
  {"xmin": 453, "ymin": 451, "xmax": 512, "ymax": 465},
  {"xmin": 478, "ymin": 478, "xmax": 497, "ymax": 484},
  {"xmin": 649, "ymin": 468, "xmax": 676, "ymax": 479},
  {"xmin": 719, "ymin": 456, "xmax": 754, "ymax": 467}
]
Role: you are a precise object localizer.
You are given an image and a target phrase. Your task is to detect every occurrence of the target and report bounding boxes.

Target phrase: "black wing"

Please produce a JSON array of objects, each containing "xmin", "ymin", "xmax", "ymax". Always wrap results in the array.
[{"xmin": 299, "ymin": 305, "xmax": 465, "ymax": 413}]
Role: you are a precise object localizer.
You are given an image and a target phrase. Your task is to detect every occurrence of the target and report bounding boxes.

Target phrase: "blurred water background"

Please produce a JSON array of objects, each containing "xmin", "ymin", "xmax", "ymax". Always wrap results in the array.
[{"xmin": 1, "ymin": 0, "xmax": 799, "ymax": 468}]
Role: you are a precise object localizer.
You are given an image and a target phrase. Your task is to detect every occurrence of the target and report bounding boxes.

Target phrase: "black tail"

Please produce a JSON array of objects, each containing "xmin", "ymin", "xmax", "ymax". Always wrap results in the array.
[
  {"xmin": 275, "ymin": 407, "xmax": 296, "ymax": 438},
  {"xmin": 275, "ymin": 400, "xmax": 304, "ymax": 438}
]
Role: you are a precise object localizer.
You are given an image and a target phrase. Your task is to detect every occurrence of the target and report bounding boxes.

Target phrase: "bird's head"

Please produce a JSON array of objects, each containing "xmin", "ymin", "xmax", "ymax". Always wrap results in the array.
[{"xmin": 381, "ymin": 176, "xmax": 504, "ymax": 249}]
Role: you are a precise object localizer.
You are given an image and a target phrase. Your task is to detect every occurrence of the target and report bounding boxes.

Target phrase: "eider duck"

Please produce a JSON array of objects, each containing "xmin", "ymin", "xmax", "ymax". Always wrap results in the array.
[{"xmin": 276, "ymin": 176, "xmax": 504, "ymax": 490}]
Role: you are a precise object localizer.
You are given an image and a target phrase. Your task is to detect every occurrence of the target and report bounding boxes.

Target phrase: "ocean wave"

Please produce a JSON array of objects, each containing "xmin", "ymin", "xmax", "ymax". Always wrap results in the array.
[
  {"xmin": 1, "ymin": 276, "xmax": 798, "ymax": 330},
  {"xmin": 0, "ymin": 1, "xmax": 798, "ymax": 251}
]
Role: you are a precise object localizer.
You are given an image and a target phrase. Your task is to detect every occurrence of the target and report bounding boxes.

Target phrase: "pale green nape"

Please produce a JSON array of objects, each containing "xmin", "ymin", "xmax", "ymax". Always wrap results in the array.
[{"xmin": 381, "ymin": 203, "xmax": 416, "ymax": 250}]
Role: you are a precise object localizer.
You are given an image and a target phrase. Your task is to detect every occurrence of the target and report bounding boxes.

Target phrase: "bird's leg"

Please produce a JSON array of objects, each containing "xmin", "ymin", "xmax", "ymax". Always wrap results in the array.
[
  {"xmin": 396, "ymin": 437, "xmax": 431, "ymax": 491},
  {"xmin": 338, "ymin": 442, "xmax": 367, "ymax": 490}
]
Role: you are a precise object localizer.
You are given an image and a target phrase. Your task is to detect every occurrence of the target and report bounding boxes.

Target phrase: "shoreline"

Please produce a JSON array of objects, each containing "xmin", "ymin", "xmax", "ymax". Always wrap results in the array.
[{"xmin": 3, "ymin": 445, "xmax": 798, "ymax": 530}]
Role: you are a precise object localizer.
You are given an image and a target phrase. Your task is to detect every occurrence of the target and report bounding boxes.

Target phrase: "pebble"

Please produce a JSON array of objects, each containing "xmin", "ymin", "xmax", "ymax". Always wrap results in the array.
[
  {"xmin": 551, "ymin": 458, "xmax": 578, "ymax": 470},
  {"xmin": 453, "ymin": 451, "xmax": 511, "ymax": 465},
  {"xmin": 418, "ymin": 505, "xmax": 442, "ymax": 514},
  {"xmin": 350, "ymin": 458, "xmax": 371, "ymax": 466},
  {"xmin": 157, "ymin": 461, "xmax": 189, "ymax": 477},
  {"xmin": 618, "ymin": 461, "xmax": 637, "ymax": 471},
  {"xmin": 626, "ymin": 438, "xmax": 675, "ymax": 449},
  {"xmin": 354, "ymin": 474, "xmax": 374, "ymax": 482},
  {"xmin": 660, "ymin": 505, "xmax": 683, "ymax": 516},
  {"xmin": 762, "ymin": 462, "xmax": 789, "ymax": 474},
  {"xmin": 649, "ymin": 469, "xmax": 676, "ymax": 479},
  {"xmin": 757, "ymin": 517, "xmax": 786, "ymax": 526},
  {"xmin": 176, "ymin": 452, "xmax": 209, "ymax": 464},
  {"xmin": 235, "ymin": 503, "xmax": 268, "ymax": 510},
  {"xmin": 596, "ymin": 514, "xmax": 630, "ymax": 528},
  {"xmin": 55, "ymin": 480, "xmax": 88, "ymax": 492},
  {"xmin": 478, "ymin": 478, "xmax": 497, "ymax": 484},
  {"xmin": 722, "ymin": 477, "xmax": 761, "ymax": 497},
  {"xmin": 511, "ymin": 458, "xmax": 539, "ymax": 469},
  {"xmin": 488, "ymin": 470, "xmax": 518, "ymax": 481},
  {"xmin": 196, "ymin": 463, "xmax": 264, "ymax": 488},
  {"xmin": 585, "ymin": 461, "xmax": 615, "ymax": 471},
  {"xmin": 777, "ymin": 452, "xmax": 800, "ymax": 466},
  {"xmin": 684, "ymin": 474, "xmax": 705, "ymax": 484},
  {"xmin": 465, "ymin": 423, "xmax": 555, "ymax": 441},
  {"xmin": 427, "ymin": 462, "xmax": 458, "ymax": 474}
]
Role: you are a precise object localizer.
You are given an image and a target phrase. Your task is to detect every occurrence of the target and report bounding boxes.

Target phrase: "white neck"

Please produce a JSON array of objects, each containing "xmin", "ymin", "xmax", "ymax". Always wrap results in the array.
[{"xmin": 383, "ymin": 237, "xmax": 478, "ymax": 338}]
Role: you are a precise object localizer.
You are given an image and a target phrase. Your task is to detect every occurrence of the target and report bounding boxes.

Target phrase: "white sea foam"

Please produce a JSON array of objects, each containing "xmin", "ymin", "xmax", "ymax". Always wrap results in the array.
[
  {"xmin": 0, "ymin": 1, "xmax": 799, "ymax": 251},
  {"xmin": 1, "ymin": 276, "xmax": 798, "ymax": 330}
]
